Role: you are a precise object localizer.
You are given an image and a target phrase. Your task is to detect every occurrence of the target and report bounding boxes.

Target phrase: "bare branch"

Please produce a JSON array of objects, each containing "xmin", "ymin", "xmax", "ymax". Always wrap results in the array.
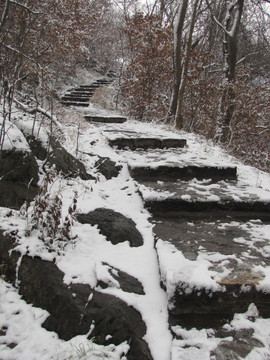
[
  {"xmin": 14, "ymin": 99, "xmax": 62, "ymax": 129},
  {"xmin": 1, "ymin": 43, "xmax": 41, "ymax": 67},
  {"xmin": 205, "ymin": 0, "xmax": 231, "ymax": 36},
  {"xmin": 0, "ymin": 0, "xmax": 10, "ymax": 30},
  {"xmin": 9, "ymin": 0, "xmax": 41, "ymax": 15}
]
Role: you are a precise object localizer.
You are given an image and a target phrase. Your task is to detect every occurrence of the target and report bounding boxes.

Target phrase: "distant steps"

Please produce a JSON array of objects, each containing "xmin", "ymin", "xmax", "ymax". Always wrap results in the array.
[{"xmin": 61, "ymin": 78, "xmax": 113, "ymax": 107}]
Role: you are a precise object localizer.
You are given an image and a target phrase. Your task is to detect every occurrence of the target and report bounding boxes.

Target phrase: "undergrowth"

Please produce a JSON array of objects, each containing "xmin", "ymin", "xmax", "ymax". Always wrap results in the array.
[{"xmin": 21, "ymin": 167, "xmax": 78, "ymax": 252}]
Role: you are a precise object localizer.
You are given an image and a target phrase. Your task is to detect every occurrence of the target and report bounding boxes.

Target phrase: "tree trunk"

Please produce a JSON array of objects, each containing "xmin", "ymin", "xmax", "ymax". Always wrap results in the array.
[
  {"xmin": 175, "ymin": 0, "xmax": 200, "ymax": 129},
  {"xmin": 208, "ymin": 0, "xmax": 244, "ymax": 143},
  {"xmin": 166, "ymin": 0, "xmax": 188, "ymax": 123}
]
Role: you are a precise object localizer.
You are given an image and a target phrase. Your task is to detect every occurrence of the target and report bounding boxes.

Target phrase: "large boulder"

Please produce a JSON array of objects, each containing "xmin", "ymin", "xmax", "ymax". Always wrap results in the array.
[
  {"xmin": 0, "ymin": 231, "xmax": 152, "ymax": 360},
  {"xmin": 77, "ymin": 208, "xmax": 144, "ymax": 247},
  {"xmin": 0, "ymin": 149, "xmax": 39, "ymax": 209}
]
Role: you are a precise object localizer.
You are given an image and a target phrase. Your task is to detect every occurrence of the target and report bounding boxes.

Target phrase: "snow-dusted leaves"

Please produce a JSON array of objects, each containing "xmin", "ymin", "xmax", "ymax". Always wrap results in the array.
[{"xmin": 23, "ymin": 167, "xmax": 78, "ymax": 251}]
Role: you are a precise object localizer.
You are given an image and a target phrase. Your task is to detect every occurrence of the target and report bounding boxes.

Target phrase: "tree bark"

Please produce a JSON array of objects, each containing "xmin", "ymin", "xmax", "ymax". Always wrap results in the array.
[
  {"xmin": 166, "ymin": 0, "xmax": 188, "ymax": 123},
  {"xmin": 207, "ymin": 0, "xmax": 244, "ymax": 143},
  {"xmin": 175, "ymin": 0, "xmax": 200, "ymax": 129}
]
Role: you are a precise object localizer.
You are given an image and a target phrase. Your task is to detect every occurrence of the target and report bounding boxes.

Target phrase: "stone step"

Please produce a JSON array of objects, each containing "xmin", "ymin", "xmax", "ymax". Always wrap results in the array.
[
  {"xmin": 154, "ymin": 215, "xmax": 270, "ymax": 329},
  {"xmin": 130, "ymin": 164, "xmax": 237, "ymax": 182},
  {"xmin": 61, "ymin": 96, "xmax": 90, "ymax": 102},
  {"xmin": 84, "ymin": 115, "xmax": 127, "ymax": 124},
  {"xmin": 78, "ymin": 85, "xmax": 99, "ymax": 90},
  {"xmin": 95, "ymin": 78, "xmax": 113, "ymax": 84},
  {"xmin": 146, "ymin": 198, "xmax": 270, "ymax": 221},
  {"xmin": 109, "ymin": 137, "xmax": 187, "ymax": 150},
  {"xmin": 61, "ymin": 101, "xmax": 89, "ymax": 107},
  {"xmin": 61, "ymin": 78, "xmax": 113, "ymax": 107},
  {"xmin": 139, "ymin": 176, "xmax": 270, "ymax": 220},
  {"xmin": 68, "ymin": 92, "xmax": 94, "ymax": 97}
]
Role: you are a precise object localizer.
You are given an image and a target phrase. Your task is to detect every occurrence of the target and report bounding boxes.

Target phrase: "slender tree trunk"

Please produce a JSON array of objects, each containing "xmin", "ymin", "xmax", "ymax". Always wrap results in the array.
[
  {"xmin": 166, "ymin": 0, "xmax": 188, "ymax": 123},
  {"xmin": 175, "ymin": 0, "xmax": 200, "ymax": 129},
  {"xmin": 207, "ymin": 0, "xmax": 244, "ymax": 143}
]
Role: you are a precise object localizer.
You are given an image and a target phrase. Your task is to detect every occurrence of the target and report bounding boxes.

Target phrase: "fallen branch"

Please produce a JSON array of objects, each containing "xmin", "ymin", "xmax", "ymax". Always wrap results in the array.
[{"xmin": 14, "ymin": 98, "xmax": 62, "ymax": 129}]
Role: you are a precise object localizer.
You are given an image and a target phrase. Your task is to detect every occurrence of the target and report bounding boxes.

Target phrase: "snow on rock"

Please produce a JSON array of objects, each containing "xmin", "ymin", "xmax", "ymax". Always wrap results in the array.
[
  {"xmin": 0, "ymin": 279, "xmax": 129, "ymax": 360},
  {"xmin": 0, "ymin": 118, "xmax": 30, "ymax": 152}
]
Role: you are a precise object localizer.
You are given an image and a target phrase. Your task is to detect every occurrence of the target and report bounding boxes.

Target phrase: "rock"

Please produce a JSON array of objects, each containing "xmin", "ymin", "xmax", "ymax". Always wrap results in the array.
[
  {"xmin": 0, "ymin": 181, "xmax": 38, "ymax": 210},
  {"xmin": 0, "ymin": 231, "xmax": 152, "ymax": 360},
  {"xmin": 77, "ymin": 208, "xmax": 144, "ymax": 247},
  {"xmin": 95, "ymin": 157, "xmax": 122, "ymax": 179},
  {"xmin": 27, "ymin": 135, "xmax": 94, "ymax": 180},
  {"xmin": 98, "ymin": 263, "xmax": 145, "ymax": 295},
  {"xmin": 0, "ymin": 149, "xmax": 39, "ymax": 209},
  {"xmin": 0, "ymin": 149, "xmax": 39, "ymax": 185}
]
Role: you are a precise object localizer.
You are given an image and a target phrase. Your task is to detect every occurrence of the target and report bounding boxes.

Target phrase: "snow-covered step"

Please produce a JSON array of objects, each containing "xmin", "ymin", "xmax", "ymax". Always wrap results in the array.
[
  {"xmin": 84, "ymin": 115, "xmax": 127, "ymax": 123},
  {"xmin": 61, "ymin": 96, "xmax": 90, "ymax": 102},
  {"xmin": 109, "ymin": 137, "xmax": 187, "ymax": 150},
  {"xmin": 140, "ymin": 178, "xmax": 270, "ymax": 220},
  {"xmin": 61, "ymin": 101, "xmax": 89, "ymax": 107},
  {"xmin": 155, "ymin": 216, "xmax": 270, "ymax": 329},
  {"xmin": 130, "ymin": 164, "xmax": 237, "ymax": 182},
  {"xmin": 94, "ymin": 78, "xmax": 113, "ymax": 85},
  {"xmin": 61, "ymin": 78, "xmax": 112, "ymax": 107}
]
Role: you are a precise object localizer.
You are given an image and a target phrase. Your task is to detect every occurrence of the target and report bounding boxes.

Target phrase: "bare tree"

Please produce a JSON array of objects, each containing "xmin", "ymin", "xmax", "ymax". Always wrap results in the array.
[
  {"xmin": 175, "ymin": 0, "xmax": 201, "ymax": 128},
  {"xmin": 206, "ymin": 0, "xmax": 244, "ymax": 143},
  {"xmin": 166, "ymin": 0, "xmax": 188, "ymax": 122}
]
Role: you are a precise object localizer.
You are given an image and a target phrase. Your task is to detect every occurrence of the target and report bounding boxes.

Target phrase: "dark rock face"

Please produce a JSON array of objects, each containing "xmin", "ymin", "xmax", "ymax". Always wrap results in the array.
[
  {"xmin": 109, "ymin": 137, "xmax": 186, "ymax": 150},
  {"xmin": 0, "ymin": 231, "xmax": 152, "ymax": 360},
  {"xmin": 95, "ymin": 157, "xmax": 122, "ymax": 180},
  {"xmin": 77, "ymin": 208, "xmax": 144, "ymax": 247},
  {"xmin": 169, "ymin": 285, "xmax": 270, "ymax": 330},
  {"xmin": 0, "ymin": 181, "xmax": 38, "ymax": 209},
  {"xmin": 27, "ymin": 135, "xmax": 94, "ymax": 180},
  {"xmin": 0, "ymin": 149, "xmax": 39, "ymax": 209},
  {"xmin": 130, "ymin": 165, "xmax": 237, "ymax": 182},
  {"xmin": 0, "ymin": 149, "xmax": 39, "ymax": 184}
]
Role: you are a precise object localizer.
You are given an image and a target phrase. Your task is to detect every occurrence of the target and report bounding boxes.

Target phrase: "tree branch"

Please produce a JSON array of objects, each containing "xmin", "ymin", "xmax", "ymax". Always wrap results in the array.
[
  {"xmin": 9, "ymin": 0, "xmax": 41, "ymax": 15},
  {"xmin": 0, "ymin": 0, "xmax": 10, "ymax": 30},
  {"xmin": 205, "ymin": 0, "xmax": 231, "ymax": 36},
  {"xmin": 13, "ymin": 99, "xmax": 62, "ymax": 129}
]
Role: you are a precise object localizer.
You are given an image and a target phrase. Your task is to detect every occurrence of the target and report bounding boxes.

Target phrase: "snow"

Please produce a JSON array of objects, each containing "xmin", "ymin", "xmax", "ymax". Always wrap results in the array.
[
  {"xmin": 0, "ymin": 279, "xmax": 129, "ymax": 360},
  {"xmin": 171, "ymin": 303, "xmax": 270, "ymax": 360},
  {"xmin": 156, "ymin": 240, "xmax": 223, "ymax": 302},
  {"xmin": 1, "ymin": 99, "xmax": 270, "ymax": 360},
  {"xmin": 0, "ymin": 118, "xmax": 30, "ymax": 152}
]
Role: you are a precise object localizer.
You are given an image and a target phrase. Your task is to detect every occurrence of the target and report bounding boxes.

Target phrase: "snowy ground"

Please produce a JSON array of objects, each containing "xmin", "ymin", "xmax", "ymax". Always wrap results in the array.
[{"xmin": 1, "ymin": 102, "xmax": 270, "ymax": 360}]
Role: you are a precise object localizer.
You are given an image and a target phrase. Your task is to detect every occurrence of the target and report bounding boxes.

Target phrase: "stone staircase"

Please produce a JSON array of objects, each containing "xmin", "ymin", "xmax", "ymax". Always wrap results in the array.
[
  {"xmin": 61, "ymin": 78, "xmax": 113, "ymax": 107},
  {"xmin": 106, "ymin": 128, "xmax": 270, "ymax": 356}
]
